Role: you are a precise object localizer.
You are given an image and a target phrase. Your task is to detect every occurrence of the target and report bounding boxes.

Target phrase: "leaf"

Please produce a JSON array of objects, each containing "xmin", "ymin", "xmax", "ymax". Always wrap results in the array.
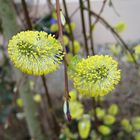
[
  {"xmin": 108, "ymin": 104, "xmax": 119, "ymax": 116},
  {"xmin": 134, "ymin": 133, "xmax": 140, "ymax": 140},
  {"xmin": 98, "ymin": 125, "xmax": 111, "ymax": 135},
  {"xmin": 134, "ymin": 45, "xmax": 140, "ymax": 54},
  {"xmin": 69, "ymin": 90, "xmax": 77, "ymax": 101},
  {"xmin": 69, "ymin": 101, "xmax": 84, "ymax": 119},
  {"xmin": 132, "ymin": 117, "xmax": 140, "ymax": 130},
  {"xmin": 65, "ymin": 22, "xmax": 76, "ymax": 32},
  {"xmin": 122, "ymin": 53, "xmax": 134, "ymax": 63},
  {"xmin": 103, "ymin": 114, "xmax": 116, "ymax": 125},
  {"xmin": 16, "ymin": 98, "xmax": 23, "ymax": 108},
  {"xmin": 68, "ymin": 55, "xmax": 81, "ymax": 78},
  {"xmin": 50, "ymin": 24, "xmax": 58, "ymax": 32},
  {"xmin": 63, "ymin": 35, "xmax": 69, "ymax": 46},
  {"xmin": 110, "ymin": 44, "xmax": 122, "ymax": 56},
  {"xmin": 78, "ymin": 115, "xmax": 91, "ymax": 139},
  {"xmin": 33, "ymin": 94, "xmax": 42, "ymax": 103},
  {"xmin": 114, "ymin": 21, "xmax": 127, "ymax": 33},
  {"xmin": 96, "ymin": 107, "xmax": 105, "ymax": 120},
  {"xmin": 121, "ymin": 119, "xmax": 133, "ymax": 133},
  {"xmin": 70, "ymin": 40, "xmax": 81, "ymax": 54}
]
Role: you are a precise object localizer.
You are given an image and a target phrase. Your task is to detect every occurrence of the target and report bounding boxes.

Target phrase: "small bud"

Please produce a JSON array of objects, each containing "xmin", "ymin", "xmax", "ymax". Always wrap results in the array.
[
  {"xmin": 60, "ymin": 10, "xmax": 66, "ymax": 26},
  {"xmin": 63, "ymin": 100, "xmax": 72, "ymax": 122}
]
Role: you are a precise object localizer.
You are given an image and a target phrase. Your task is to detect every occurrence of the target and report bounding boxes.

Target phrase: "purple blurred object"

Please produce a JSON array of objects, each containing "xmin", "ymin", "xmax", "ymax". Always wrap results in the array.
[{"xmin": 50, "ymin": 18, "xmax": 57, "ymax": 24}]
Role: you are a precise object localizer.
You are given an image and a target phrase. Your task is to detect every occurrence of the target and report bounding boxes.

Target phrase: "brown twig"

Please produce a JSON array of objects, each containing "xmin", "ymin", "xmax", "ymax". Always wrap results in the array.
[
  {"xmin": 83, "ymin": 7, "xmax": 138, "ymax": 68},
  {"xmin": 79, "ymin": 0, "xmax": 89, "ymax": 56},
  {"xmin": 46, "ymin": 0, "xmax": 54, "ymax": 12},
  {"xmin": 41, "ymin": 76, "xmax": 53, "ymax": 110},
  {"xmin": 12, "ymin": 1, "xmax": 26, "ymax": 28},
  {"xmin": 91, "ymin": 0, "xmax": 107, "ymax": 30},
  {"xmin": 21, "ymin": 0, "xmax": 55, "ymax": 111},
  {"xmin": 63, "ymin": 0, "xmax": 75, "ymax": 55},
  {"xmin": 21, "ymin": 0, "xmax": 32, "ymax": 30},
  {"xmin": 21, "ymin": 0, "xmax": 60, "ymax": 136},
  {"xmin": 87, "ymin": 0, "xmax": 94, "ymax": 55},
  {"xmin": 70, "ymin": 0, "xmax": 86, "ymax": 18},
  {"xmin": 56, "ymin": 0, "xmax": 70, "ymax": 100},
  {"xmin": 109, "ymin": 0, "xmax": 120, "ymax": 17},
  {"xmin": 41, "ymin": 76, "xmax": 60, "ymax": 136}
]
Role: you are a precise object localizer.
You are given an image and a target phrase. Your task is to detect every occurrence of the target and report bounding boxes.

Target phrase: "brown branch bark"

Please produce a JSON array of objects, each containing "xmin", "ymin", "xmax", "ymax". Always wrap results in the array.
[
  {"xmin": 56, "ymin": 0, "xmax": 70, "ymax": 100},
  {"xmin": 63, "ymin": 0, "xmax": 75, "ymax": 55},
  {"xmin": 79, "ymin": 0, "xmax": 89, "ymax": 56},
  {"xmin": 21, "ymin": 0, "xmax": 32, "ymax": 30},
  {"xmin": 87, "ymin": 0, "xmax": 94, "ymax": 55},
  {"xmin": 21, "ymin": 0, "xmax": 60, "ymax": 137}
]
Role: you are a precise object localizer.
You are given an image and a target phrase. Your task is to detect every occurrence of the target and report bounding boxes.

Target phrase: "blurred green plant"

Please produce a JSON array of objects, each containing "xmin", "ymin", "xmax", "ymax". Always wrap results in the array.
[{"xmin": 114, "ymin": 21, "xmax": 128, "ymax": 33}]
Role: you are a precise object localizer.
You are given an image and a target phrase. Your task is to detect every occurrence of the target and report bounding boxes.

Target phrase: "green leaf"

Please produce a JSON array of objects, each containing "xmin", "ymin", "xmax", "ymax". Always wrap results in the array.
[
  {"xmin": 122, "ymin": 53, "xmax": 136, "ymax": 63},
  {"xmin": 63, "ymin": 127, "xmax": 77, "ymax": 139},
  {"xmin": 98, "ymin": 125, "xmax": 111, "ymax": 135},
  {"xmin": 110, "ymin": 44, "xmax": 122, "ymax": 56},
  {"xmin": 70, "ymin": 40, "xmax": 81, "ymax": 54},
  {"xmin": 114, "ymin": 21, "xmax": 127, "ymax": 33},
  {"xmin": 69, "ymin": 101, "xmax": 84, "ymax": 119},
  {"xmin": 121, "ymin": 119, "xmax": 133, "ymax": 133},
  {"xmin": 134, "ymin": 133, "xmax": 140, "ymax": 140},
  {"xmin": 68, "ymin": 55, "xmax": 81, "ymax": 78},
  {"xmin": 65, "ymin": 22, "xmax": 76, "ymax": 33},
  {"xmin": 16, "ymin": 98, "xmax": 23, "ymax": 108},
  {"xmin": 96, "ymin": 107, "xmax": 105, "ymax": 120},
  {"xmin": 103, "ymin": 114, "xmax": 116, "ymax": 125},
  {"xmin": 134, "ymin": 45, "xmax": 140, "ymax": 54},
  {"xmin": 69, "ymin": 90, "xmax": 77, "ymax": 101},
  {"xmin": 50, "ymin": 24, "xmax": 58, "ymax": 32},
  {"xmin": 108, "ymin": 104, "xmax": 119, "ymax": 116},
  {"xmin": 78, "ymin": 115, "xmax": 91, "ymax": 139},
  {"xmin": 63, "ymin": 35, "xmax": 69, "ymax": 46},
  {"xmin": 132, "ymin": 117, "xmax": 140, "ymax": 130}
]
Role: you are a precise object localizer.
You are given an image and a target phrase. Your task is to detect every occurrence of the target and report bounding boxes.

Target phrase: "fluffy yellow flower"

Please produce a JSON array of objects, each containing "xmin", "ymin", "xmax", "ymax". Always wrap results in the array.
[
  {"xmin": 8, "ymin": 31, "xmax": 63, "ymax": 76},
  {"xmin": 70, "ymin": 55, "xmax": 121, "ymax": 97}
]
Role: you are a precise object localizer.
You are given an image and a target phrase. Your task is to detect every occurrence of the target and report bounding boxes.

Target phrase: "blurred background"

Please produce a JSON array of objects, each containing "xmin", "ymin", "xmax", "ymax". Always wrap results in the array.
[{"xmin": 0, "ymin": 0, "xmax": 140, "ymax": 140}]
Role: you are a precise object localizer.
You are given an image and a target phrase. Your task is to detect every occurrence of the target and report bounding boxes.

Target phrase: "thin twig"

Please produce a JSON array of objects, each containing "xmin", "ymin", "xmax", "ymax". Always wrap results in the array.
[
  {"xmin": 12, "ymin": 1, "xmax": 26, "ymax": 28},
  {"xmin": 46, "ymin": 0, "xmax": 54, "ymax": 12},
  {"xmin": 70, "ymin": 0, "xmax": 86, "ymax": 18},
  {"xmin": 83, "ymin": 7, "xmax": 139, "ymax": 68},
  {"xmin": 41, "ymin": 76, "xmax": 60, "ymax": 136},
  {"xmin": 91, "ymin": 0, "xmax": 107, "ymax": 30},
  {"xmin": 87, "ymin": 0, "xmax": 94, "ymax": 55},
  {"xmin": 41, "ymin": 76, "xmax": 53, "ymax": 110},
  {"xmin": 21, "ymin": 0, "xmax": 32, "ymax": 30},
  {"xmin": 21, "ymin": 0, "xmax": 60, "ymax": 136},
  {"xmin": 63, "ymin": 0, "xmax": 75, "ymax": 55},
  {"xmin": 56, "ymin": 0, "xmax": 70, "ymax": 100},
  {"xmin": 79, "ymin": 0, "xmax": 89, "ymax": 56},
  {"xmin": 109, "ymin": 0, "xmax": 120, "ymax": 17}
]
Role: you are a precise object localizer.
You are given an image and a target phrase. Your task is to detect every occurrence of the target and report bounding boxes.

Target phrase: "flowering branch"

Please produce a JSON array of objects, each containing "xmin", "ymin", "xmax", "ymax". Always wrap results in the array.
[
  {"xmin": 83, "ymin": 7, "xmax": 139, "ymax": 68},
  {"xmin": 21, "ymin": 0, "xmax": 60, "ymax": 136},
  {"xmin": 56, "ymin": 0, "xmax": 70, "ymax": 100}
]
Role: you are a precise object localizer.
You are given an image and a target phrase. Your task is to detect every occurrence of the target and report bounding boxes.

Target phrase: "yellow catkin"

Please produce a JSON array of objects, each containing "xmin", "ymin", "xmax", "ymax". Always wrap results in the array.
[
  {"xmin": 70, "ymin": 55, "xmax": 121, "ymax": 97},
  {"xmin": 8, "ymin": 31, "xmax": 64, "ymax": 76}
]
